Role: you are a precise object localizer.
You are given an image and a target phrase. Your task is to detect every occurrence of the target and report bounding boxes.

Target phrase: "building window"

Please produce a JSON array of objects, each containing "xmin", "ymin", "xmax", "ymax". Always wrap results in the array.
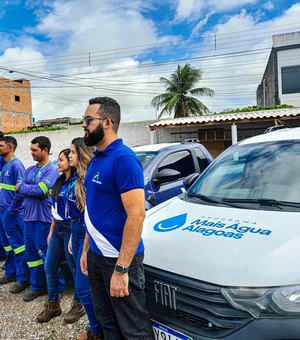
[
  {"xmin": 282, "ymin": 66, "xmax": 300, "ymax": 94},
  {"xmin": 15, "ymin": 95, "xmax": 20, "ymax": 102}
]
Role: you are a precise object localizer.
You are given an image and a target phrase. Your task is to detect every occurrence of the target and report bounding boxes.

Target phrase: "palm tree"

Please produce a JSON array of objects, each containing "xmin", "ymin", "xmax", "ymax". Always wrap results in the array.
[{"xmin": 151, "ymin": 64, "xmax": 214, "ymax": 119}]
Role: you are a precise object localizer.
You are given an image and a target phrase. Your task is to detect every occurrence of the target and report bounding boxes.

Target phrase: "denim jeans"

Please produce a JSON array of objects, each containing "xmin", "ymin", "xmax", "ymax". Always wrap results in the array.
[
  {"xmin": 45, "ymin": 220, "xmax": 77, "ymax": 301},
  {"xmin": 87, "ymin": 251, "xmax": 154, "ymax": 340},
  {"xmin": 71, "ymin": 219, "xmax": 102, "ymax": 335}
]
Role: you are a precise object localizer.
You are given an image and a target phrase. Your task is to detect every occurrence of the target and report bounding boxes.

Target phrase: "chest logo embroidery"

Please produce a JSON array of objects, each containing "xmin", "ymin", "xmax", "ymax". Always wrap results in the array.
[{"xmin": 92, "ymin": 172, "xmax": 102, "ymax": 185}]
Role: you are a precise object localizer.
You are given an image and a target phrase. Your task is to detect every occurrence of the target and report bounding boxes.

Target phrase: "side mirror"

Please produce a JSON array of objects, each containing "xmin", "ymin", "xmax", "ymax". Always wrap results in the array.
[
  {"xmin": 153, "ymin": 168, "xmax": 181, "ymax": 185},
  {"xmin": 183, "ymin": 173, "xmax": 199, "ymax": 190}
]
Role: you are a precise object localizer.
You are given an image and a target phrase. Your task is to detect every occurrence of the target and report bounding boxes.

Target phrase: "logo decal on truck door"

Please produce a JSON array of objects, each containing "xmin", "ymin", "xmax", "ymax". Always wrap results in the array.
[
  {"xmin": 153, "ymin": 214, "xmax": 187, "ymax": 232},
  {"xmin": 153, "ymin": 214, "xmax": 272, "ymax": 239}
]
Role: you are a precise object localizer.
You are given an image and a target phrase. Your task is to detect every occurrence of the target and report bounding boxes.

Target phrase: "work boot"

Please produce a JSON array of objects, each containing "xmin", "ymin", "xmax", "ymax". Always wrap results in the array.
[
  {"xmin": 10, "ymin": 281, "xmax": 29, "ymax": 294},
  {"xmin": 76, "ymin": 329, "xmax": 103, "ymax": 340},
  {"xmin": 0, "ymin": 274, "xmax": 16, "ymax": 284},
  {"xmin": 36, "ymin": 300, "xmax": 62, "ymax": 323},
  {"xmin": 64, "ymin": 300, "xmax": 85, "ymax": 323},
  {"xmin": 23, "ymin": 289, "xmax": 47, "ymax": 302}
]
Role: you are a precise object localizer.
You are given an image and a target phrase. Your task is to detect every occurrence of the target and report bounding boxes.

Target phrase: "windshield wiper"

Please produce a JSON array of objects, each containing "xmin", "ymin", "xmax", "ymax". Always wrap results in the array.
[
  {"xmin": 188, "ymin": 193, "xmax": 221, "ymax": 204},
  {"xmin": 222, "ymin": 198, "xmax": 300, "ymax": 209}
]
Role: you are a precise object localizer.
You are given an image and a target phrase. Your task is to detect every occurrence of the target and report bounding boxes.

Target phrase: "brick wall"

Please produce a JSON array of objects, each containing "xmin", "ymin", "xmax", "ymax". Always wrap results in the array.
[{"xmin": 0, "ymin": 78, "xmax": 32, "ymax": 132}]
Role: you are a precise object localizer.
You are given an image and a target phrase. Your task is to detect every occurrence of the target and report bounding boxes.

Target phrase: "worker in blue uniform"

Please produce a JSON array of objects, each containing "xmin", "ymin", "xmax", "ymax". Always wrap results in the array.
[{"xmin": 0, "ymin": 136, "xmax": 29, "ymax": 293}]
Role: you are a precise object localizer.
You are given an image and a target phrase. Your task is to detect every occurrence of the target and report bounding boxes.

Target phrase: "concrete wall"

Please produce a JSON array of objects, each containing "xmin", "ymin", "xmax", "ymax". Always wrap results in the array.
[
  {"xmin": 256, "ymin": 49, "xmax": 278, "ymax": 106},
  {"xmin": 0, "ymin": 78, "xmax": 32, "ymax": 132},
  {"xmin": 277, "ymin": 48, "xmax": 300, "ymax": 107},
  {"xmin": 273, "ymin": 31, "xmax": 300, "ymax": 48},
  {"xmin": 11, "ymin": 120, "xmax": 155, "ymax": 168}
]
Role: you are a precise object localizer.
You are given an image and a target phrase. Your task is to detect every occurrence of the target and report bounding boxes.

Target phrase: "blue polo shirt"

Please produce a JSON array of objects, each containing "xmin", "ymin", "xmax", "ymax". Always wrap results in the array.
[
  {"xmin": 0, "ymin": 157, "xmax": 24, "ymax": 214},
  {"xmin": 66, "ymin": 172, "xmax": 84, "ymax": 219},
  {"xmin": 51, "ymin": 176, "xmax": 72, "ymax": 221},
  {"xmin": 19, "ymin": 162, "xmax": 59, "ymax": 223},
  {"xmin": 84, "ymin": 138, "xmax": 145, "ymax": 257}
]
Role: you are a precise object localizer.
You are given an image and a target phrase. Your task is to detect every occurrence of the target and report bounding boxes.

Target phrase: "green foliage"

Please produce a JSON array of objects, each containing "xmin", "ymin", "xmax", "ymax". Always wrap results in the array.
[
  {"xmin": 221, "ymin": 104, "xmax": 293, "ymax": 114},
  {"xmin": 6, "ymin": 126, "xmax": 67, "ymax": 135},
  {"xmin": 152, "ymin": 63, "xmax": 214, "ymax": 119}
]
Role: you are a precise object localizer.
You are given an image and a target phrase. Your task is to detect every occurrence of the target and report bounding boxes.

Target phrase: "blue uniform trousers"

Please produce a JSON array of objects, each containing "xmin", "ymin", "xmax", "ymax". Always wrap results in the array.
[
  {"xmin": 0, "ymin": 245, "xmax": 5, "ymax": 260},
  {"xmin": 24, "ymin": 220, "xmax": 65, "ymax": 292},
  {"xmin": 0, "ymin": 210, "xmax": 29, "ymax": 282}
]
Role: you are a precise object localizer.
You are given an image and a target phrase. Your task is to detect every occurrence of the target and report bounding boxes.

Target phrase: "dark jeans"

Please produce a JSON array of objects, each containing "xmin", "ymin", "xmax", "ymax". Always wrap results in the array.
[
  {"xmin": 71, "ymin": 219, "xmax": 102, "ymax": 335},
  {"xmin": 45, "ymin": 221, "xmax": 77, "ymax": 301},
  {"xmin": 88, "ymin": 250, "xmax": 154, "ymax": 340}
]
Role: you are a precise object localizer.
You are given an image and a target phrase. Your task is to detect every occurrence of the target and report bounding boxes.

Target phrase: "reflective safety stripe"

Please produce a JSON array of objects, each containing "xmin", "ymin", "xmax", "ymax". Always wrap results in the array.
[
  {"xmin": 13, "ymin": 245, "xmax": 25, "ymax": 254},
  {"xmin": 0, "ymin": 183, "xmax": 16, "ymax": 191},
  {"xmin": 38, "ymin": 182, "xmax": 49, "ymax": 194},
  {"xmin": 27, "ymin": 259, "xmax": 44, "ymax": 268},
  {"xmin": 3, "ymin": 245, "xmax": 13, "ymax": 252}
]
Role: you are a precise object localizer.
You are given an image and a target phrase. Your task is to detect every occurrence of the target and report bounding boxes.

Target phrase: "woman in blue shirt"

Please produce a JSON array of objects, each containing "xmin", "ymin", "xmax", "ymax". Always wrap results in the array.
[
  {"xmin": 68, "ymin": 138, "xmax": 103, "ymax": 340},
  {"xmin": 36, "ymin": 149, "xmax": 85, "ymax": 323}
]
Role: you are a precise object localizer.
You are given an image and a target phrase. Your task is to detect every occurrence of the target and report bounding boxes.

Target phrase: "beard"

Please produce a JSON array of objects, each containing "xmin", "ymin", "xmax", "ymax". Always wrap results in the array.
[{"xmin": 84, "ymin": 123, "xmax": 105, "ymax": 146}]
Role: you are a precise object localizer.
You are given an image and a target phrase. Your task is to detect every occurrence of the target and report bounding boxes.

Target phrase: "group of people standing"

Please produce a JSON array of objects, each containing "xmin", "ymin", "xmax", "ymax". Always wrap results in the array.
[{"xmin": 0, "ymin": 97, "xmax": 154, "ymax": 340}]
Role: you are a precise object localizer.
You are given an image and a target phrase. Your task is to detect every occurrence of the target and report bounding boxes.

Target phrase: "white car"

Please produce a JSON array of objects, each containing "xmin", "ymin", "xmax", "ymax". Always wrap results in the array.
[{"xmin": 143, "ymin": 127, "xmax": 300, "ymax": 340}]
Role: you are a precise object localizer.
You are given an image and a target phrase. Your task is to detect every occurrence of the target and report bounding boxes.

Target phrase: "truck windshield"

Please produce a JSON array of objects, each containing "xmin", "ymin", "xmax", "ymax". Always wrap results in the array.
[
  {"xmin": 188, "ymin": 140, "xmax": 300, "ymax": 209},
  {"xmin": 134, "ymin": 151, "xmax": 158, "ymax": 169}
]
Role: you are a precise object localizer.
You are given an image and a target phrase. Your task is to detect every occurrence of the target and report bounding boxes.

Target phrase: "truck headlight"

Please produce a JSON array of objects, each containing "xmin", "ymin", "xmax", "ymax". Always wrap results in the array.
[{"xmin": 222, "ymin": 285, "xmax": 300, "ymax": 318}]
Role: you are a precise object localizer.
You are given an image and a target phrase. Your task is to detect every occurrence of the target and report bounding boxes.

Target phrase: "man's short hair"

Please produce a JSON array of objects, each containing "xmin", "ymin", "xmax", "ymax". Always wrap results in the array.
[
  {"xmin": 89, "ymin": 97, "xmax": 121, "ymax": 132},
  {"xmin": 31, "ymin": 136, "xmax": 51, "ymax": 152},
  {"xmin": 1, "ymin": 136, "xmax": 17, "ymax": 150}
]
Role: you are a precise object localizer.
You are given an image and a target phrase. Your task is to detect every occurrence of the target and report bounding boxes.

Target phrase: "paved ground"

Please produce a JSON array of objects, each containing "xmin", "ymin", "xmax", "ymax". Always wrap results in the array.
[{"xmin": 0, "ymin": 264, "xmax": 88, "ymax": 340}]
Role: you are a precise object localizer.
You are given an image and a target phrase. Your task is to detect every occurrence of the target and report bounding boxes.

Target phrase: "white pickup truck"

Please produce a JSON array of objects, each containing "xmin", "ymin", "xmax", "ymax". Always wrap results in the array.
[{"xmin": 143, "ymin": 127, "xmax": 300, "ymax": 340}]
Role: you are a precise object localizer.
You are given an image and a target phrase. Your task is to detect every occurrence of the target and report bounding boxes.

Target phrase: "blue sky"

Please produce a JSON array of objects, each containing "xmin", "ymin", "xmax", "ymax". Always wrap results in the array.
[{"xmin": 0, "ymin": 0, "xmax": 300, "ymax": 121}]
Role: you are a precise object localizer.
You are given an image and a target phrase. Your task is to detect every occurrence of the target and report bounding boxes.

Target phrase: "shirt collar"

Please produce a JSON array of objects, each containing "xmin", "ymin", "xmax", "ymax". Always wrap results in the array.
[{"xmin": 93, "ymin": 138, "xmax": 123, "ymax": 157}]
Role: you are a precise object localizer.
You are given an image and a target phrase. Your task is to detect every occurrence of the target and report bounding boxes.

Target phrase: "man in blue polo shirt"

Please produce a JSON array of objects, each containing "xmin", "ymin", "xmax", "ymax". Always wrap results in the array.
[
  {"xmin": 0, "ymin": 136, "xmax": 29, "ymax": 293},
  {"xmin": 16, "ymin": 136, "xmax": 61, "ymax": 302},
  {"xmin": 81, "ymin": 97, "xmax": 154, "ymax": 340}
]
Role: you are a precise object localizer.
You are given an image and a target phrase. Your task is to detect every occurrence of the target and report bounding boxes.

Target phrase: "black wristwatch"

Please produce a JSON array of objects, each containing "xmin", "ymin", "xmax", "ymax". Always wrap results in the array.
[{"xmin": 115, "ymin": 263, "xmax": 129, "ymax": 274}]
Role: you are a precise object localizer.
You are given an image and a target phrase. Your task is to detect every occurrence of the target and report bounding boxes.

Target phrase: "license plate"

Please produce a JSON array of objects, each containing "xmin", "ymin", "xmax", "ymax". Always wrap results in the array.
[{"xmin": 152, "ymin": 320, "xmax": 193, "ymax": 340}]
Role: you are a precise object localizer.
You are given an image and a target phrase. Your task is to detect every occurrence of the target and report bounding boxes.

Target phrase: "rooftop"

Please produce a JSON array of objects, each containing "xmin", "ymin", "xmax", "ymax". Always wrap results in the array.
[{"xmin": 148, "ymin": 107, "xmax": 300, "ymax": 130}]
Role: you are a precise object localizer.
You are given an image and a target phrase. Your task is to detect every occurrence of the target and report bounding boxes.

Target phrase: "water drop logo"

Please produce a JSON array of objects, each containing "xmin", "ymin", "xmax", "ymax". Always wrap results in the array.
[{"xmin": 153, "ymin": 213, "xmax": 187, "ymax": 232}]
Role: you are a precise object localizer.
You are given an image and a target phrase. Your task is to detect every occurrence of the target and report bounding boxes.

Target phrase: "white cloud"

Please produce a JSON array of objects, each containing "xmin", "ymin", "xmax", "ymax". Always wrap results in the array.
[
  {"xmin": 1, "ymin": 0, "xmax": 300, "ymax": 122},
  {"xmin": 174, "ymin": 0, "xmax": 259, "ymax": 22},
  {"xmin": 188, "ymin": 3, "xmax": 300, "ymax": 113},
  {"xmin": 175, "ymin": 0, "xmax": 205, "ymax": 22},
  {"xmin": 190, "ymin": 11, "xmax": 215, "ymax": 38},
  {"xmin": 263, "ymin": 1, "xmax": 274, "ymax": 11},
  {"xmin": 211, "ymin": 0, "xmax": 258, "ymax": 12}
]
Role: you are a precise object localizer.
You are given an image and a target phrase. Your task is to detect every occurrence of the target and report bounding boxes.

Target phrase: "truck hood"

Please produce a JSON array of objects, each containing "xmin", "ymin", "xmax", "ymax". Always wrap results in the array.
[{"xmin": 142, "ymin": 197, "xmax": 300, "ymax": 287}]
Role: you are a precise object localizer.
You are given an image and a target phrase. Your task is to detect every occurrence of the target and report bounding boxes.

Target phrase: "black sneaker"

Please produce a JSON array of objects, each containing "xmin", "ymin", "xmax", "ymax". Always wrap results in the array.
[
  {"xmin": 23, "ymin": 289, "xmax": 47, "ymax": 302},
  {"xmin": 0, "ymin": 275, "xmax": 16, "ymax": 285},
  {"xmin": 10, "ymin": 281, "xmax": 29, "ymax": 294}
]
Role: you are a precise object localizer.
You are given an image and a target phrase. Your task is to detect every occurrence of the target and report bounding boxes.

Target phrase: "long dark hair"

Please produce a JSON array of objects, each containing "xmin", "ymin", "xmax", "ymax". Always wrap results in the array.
[
  {"xmin": 71, "ymin": 137, "xmax": 94, "ymax": 211},
  {"xmin": 52, "ymin": 148, "xmax": 76, "ymax": 199}
]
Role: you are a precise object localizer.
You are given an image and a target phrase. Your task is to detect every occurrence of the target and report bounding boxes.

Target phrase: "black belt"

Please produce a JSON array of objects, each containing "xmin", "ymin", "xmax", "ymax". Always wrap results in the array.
[
  {"xmin": 70, "ymin": 217, "xmax": 84, "ymax": 222},
  {"xmin": 54, "ymin": 219, "xmax": 70, "ymax": 227}
]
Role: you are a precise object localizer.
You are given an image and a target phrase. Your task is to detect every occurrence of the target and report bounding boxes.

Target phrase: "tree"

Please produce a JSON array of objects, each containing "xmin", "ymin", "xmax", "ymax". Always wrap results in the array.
[{"xmin": 151, "ymin": 63, "xmax": 214, "ymax": 119}]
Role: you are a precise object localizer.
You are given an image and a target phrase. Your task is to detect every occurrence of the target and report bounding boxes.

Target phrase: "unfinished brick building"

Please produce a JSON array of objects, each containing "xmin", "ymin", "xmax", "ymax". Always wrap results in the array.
[{"xmin": 0, "ymin": 78, "xmax": 32, "ymax": 132}]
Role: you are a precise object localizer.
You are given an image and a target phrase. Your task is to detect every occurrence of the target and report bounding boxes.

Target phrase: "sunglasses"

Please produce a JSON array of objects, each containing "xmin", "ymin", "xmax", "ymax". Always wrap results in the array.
[{"xmin": 82, "ymin": 116, "xmax": 114, "ymax": 125}]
